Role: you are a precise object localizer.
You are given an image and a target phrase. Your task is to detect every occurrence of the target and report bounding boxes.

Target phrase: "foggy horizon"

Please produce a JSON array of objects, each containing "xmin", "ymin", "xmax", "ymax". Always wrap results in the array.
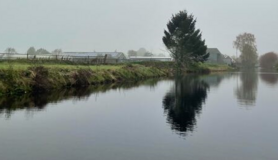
[{"xmin": 1, "ymin": 0, "xmax": 277, "ymax": 56}]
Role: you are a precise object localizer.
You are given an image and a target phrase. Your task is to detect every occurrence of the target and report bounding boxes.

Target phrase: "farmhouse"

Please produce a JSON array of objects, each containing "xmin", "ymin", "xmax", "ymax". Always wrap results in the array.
[
  {"xmin": 206, "ymin": 48, "xmax": 224, "ymax": 64},
  {"xmin": 222, "ymin": 55, "xmax": 233, "ymax": 65}
]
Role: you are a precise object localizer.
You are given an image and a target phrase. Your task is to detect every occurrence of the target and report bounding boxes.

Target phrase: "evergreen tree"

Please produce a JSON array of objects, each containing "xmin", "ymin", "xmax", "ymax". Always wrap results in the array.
[{"xmin": 163, "ymin": 10, "xmax": 209, "ymax": 71}]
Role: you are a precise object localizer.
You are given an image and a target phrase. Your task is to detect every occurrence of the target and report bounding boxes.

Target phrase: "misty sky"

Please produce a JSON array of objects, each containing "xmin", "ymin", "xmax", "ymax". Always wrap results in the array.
[{"xmin": 0, "ymin": 0, "xmax": 277, "ymax": 56}]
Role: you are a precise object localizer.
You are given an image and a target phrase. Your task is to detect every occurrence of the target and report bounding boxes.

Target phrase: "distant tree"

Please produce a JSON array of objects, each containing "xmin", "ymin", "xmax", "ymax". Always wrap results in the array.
[
  {"xmin": 163, "ymin": 10, "xmax": 209, "ymax": 72},
  {"xmin": 36, "ymin": 48, "xmax": 50, "ymax": 54},
  {"xmin": 233, "ymin": 33, "xmax": 258, "ymax": 67},
  {"xmin": 27, "ymin": 47, "xmax": 36, "ymax": 55},
  {"xmin": 52, "ymin": 49, "xmax": 63, "ymax": 55},
  {"xmin": 137, "ymin": 48, "xmax": 147, "ymax": 56},
  {"xmin": 233, "ymin": 33, "xmax": 257, "ymax": 53},
  {"xmin": 231, "ymin": 55, "xmax": 239, "ymax": 62},
  {"xmin": 240, "ymin": 44, "xmax": 258, "ymax": 67},
  {"xmin": 144, "ymin": 52, "xmax": 153, "ymax": 57},
  {"xmin": 127, "ymin": 50, "xmax": 137, "ymax": 57},
  {"xmin": 5, "ymin": 47, "xmax": 17, "ymax": 54},
  {"xmin": 259, "ymin": 52, "xmax": 278, "ymax": 69}
]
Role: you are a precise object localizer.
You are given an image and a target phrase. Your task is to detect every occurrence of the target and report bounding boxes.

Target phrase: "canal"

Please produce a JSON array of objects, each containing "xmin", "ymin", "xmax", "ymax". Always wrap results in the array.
[{"xmin": 0, "ymin": 71, "xmax": 277, "ymax": 160}]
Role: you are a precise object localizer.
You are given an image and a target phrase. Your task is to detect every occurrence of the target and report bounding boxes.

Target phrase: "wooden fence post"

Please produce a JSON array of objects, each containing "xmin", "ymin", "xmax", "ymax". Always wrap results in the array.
[{"xmin": 104, "ymin": 54, "xmax": 107, "ymax": 64}]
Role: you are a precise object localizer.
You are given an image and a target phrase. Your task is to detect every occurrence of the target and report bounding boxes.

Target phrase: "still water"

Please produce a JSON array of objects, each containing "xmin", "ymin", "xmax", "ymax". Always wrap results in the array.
[{"xmin": 0, "ymin": 72, "xmax": 278, "ymax": 160}]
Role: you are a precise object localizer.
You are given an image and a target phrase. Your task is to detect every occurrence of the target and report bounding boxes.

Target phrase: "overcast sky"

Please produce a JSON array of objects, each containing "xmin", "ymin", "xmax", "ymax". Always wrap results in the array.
[{"xmin": 0, "ymin": 0, "xmax": 277, "ymax": 56}]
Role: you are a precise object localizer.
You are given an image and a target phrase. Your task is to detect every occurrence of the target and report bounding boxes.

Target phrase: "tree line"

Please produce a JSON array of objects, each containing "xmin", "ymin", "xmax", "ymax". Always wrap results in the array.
[
  {"xmin": 233, "ymin": 33, "xmax": 277, "ymax": 68},
  {"xmin": 127, "ymin": 48, "xmax": 166, "ymax": 57},
  {"xmin": 2, "ymin": 47, "xmax": 63, "ymax": 55}
]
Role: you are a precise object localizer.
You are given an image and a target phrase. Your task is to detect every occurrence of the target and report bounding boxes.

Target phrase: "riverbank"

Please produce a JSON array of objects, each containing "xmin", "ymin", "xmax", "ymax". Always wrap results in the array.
[{"xmin": 0, "ymin": 60, "xmax": 232, "ymax": 95}]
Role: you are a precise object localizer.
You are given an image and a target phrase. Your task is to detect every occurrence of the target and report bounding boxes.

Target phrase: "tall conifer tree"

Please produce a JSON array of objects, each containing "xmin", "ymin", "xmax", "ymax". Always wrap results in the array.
[{"xmin": 163, "ymin": 10, "xmax": 209, "ymax": 72}]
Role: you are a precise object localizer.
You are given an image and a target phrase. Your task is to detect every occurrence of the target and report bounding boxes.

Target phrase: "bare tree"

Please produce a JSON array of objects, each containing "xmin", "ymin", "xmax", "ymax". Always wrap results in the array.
[
  {"xmin": 5, "ymin": 48, "xmax": 17, "ymax": 54},
  {"xmin": 233, "ymin": 33, "xmax": 258, "ymax": 67},
  {"xmin": 52, "ymin": 49, "xmax": 63, "ymax": 55},
  {"xmin": 127, "ymin": 50, "xmax": 137, "ymax": 57},
  {"xmin": 144, "ymin": 52, "xmax": 153, "ymax": 57},
  {"xmin": 233, "ymin": 33, "xmax": 257, "ymax": 57}
]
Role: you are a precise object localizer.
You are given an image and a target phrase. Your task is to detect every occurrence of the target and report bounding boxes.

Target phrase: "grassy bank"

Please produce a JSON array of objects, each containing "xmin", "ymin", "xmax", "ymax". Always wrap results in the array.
[
  {"xmin": 0, "ymin": 60, "xmax": 232, "ymax": 95},
  {"xmin": 186, "ymin": 62, "xmax": 233, "ymax": 73},
  {"xmin": 0, "ymin": 61, "xmax": 171, "ymax": 95}
]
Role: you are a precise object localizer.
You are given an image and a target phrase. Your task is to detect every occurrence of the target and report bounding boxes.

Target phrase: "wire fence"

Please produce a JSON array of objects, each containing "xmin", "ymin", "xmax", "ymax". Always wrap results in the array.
[
  {"xmin": 0, "ymin": 53, "xmax": 173, "ymax": 64},
  {"xmin": 0, "ymin": 54, "xmax": 128, "ymax": 64}
]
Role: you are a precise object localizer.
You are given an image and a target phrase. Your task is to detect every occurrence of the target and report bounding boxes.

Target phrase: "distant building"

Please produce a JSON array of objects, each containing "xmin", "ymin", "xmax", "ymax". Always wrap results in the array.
[
  {"xmin": 206, "ymin": 48, "xmax": 224, "ymax": 64},
  {"xmin": 222, "ymin": 55, "xmax": 233, "ymax": 65},
  {"xmin": 0, "ymin": 53, "xmax": 27, "ymax": 59},
  {"xmin": 129, "ymin": 56, "xmax": 172, "ymax": 62}
]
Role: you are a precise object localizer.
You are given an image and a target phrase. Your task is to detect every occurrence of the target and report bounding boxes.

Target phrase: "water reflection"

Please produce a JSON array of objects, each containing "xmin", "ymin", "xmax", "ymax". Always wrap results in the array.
[
  {"xmin": 163, "ymin": 75, "xmax": 209, "ymax": 136},
  {"xmin": 200, "ymin": 73, "xmax": 233, "ymax": 88},
  {"xmin": 235, "ymin": 71, "xmax": 258, "ymax": 107},
  {"xmin": 0, "ymin": 79, "xmax": 162, "ymax": 118},
  {"xmin": 260, "ymin": 73, "xmax": 278, "ymax": 86}
]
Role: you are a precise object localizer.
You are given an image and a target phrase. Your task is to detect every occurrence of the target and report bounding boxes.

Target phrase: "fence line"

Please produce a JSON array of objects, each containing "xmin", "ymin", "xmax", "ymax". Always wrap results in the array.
[
  {"xmin": 0, "ymin": 53, "xmax": 173, "ymax": 64},
  {"xmin": 0, "ymin": 54, "xmax": 124, "ymax": 64}
]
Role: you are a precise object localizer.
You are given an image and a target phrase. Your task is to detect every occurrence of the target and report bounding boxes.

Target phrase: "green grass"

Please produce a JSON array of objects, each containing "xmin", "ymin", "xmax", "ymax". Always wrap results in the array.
[
  {"xmin": 0, "ymin": 60, "xmax": 233, "ymax": 96},
  {"xmin": 0, "ymin": 61, "xmax": 124, "ymax": 70},
  {"xmin": 187, "ymin": 62, "xmax": 233, "ymax": 73},
  {"xmin": 0, "ymin": 61, "xmax": 171, "ymax": 95}
]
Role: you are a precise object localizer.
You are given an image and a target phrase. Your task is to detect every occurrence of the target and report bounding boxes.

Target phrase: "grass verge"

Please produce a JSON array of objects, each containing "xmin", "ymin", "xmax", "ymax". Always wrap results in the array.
[{"xmin": 0, "ymin": 60, "xmax": 232, "ymax": 95}]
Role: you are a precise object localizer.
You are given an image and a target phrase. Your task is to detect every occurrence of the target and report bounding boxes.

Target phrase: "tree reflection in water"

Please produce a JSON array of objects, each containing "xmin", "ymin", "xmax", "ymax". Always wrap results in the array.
[
  {"xmin": 235, "ymin": 71, "xmax": 258, "ymax": 107},
  {"xmin": 163, "ymin": 75, "xmax": 209, "ymax": 136},
  {"xmin": 260, "ymin": 73, "xmax": 278, "ymax": 86}
]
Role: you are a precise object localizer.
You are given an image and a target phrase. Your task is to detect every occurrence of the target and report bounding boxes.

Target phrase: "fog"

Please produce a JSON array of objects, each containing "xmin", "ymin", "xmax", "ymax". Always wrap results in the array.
[{"xmin": 0, "ymin": 0, "xmax": 277, "ymax": 55}]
